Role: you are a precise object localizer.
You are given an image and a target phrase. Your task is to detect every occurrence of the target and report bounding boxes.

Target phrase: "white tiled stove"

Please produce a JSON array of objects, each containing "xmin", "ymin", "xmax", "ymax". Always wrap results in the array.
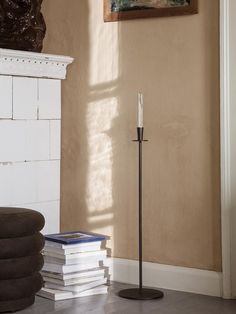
[{"xmin": 0, "ymin": 49, "xmax": 73, "ymax": 234}]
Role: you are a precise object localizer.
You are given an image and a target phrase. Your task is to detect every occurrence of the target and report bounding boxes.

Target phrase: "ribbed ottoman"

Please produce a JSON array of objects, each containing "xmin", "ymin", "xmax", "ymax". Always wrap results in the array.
[{"xmin": 0, "ymin": 208, "xmax": 45, "ymax": 313}]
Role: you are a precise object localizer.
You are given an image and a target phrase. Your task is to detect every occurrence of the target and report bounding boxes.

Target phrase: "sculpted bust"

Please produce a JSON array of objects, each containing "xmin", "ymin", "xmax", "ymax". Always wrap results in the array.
[{"xmin": 0, "ymin": 0, "xmax": 46, "ymax": 52}]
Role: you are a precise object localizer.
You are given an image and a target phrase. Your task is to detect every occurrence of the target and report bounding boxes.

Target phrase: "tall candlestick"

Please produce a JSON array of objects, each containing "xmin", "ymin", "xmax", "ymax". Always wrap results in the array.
[
  {"xmin": 138, "ymin": 93, "xmax": 144, "ymax": 128},
  {"xmin": 119, "ymin": 103, "xmax": 164, "ymax": 301}
]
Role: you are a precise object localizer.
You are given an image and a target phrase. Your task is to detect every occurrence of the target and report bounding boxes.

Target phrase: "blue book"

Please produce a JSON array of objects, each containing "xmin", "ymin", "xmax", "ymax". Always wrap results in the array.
[{"xmin": 45, "ymin": 231, "xmax": 107, "ymax": 245}]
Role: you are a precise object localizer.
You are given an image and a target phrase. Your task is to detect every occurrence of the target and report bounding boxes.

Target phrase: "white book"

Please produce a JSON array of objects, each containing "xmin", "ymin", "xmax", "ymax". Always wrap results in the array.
[
  {"xmin": 45, "ymin": 240, "xmax": 102, "ymax": 250},
  {"xmin": 43, "ymin": 242, "xmax": 101, "ymax": 255},
  {"xmin": 42, "ymin": 261, "xmax": 104, "ymax": 274},
  {"xmin": 37, "ymin": 285, "xmax": 108, "ymax": 301},
  {"xmin": 41, "ymin": 268, "xmax": 105, "ymax": 281},
  {"xmin": 43, "ymin": 274, "xmax": 105, "ymax": 286},
  {"xmin": 43, "ymin": 250, "xmax": 107, "ymax": 265},
  {"xmin": 45, "ymin": 278, "xmax": 107, "ymax": 293}
]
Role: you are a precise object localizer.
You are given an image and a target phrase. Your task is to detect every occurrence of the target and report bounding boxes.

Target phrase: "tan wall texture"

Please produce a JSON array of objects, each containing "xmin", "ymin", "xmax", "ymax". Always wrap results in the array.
[{"xmin": 42, "ymin": 0, "xmax": 221, "ymax": 271}]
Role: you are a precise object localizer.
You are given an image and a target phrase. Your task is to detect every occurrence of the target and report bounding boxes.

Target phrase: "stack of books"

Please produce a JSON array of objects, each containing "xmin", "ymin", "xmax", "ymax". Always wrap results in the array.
[{"xmin": 37, "ymin": 231, "xmax": 109, "ymax": 301}]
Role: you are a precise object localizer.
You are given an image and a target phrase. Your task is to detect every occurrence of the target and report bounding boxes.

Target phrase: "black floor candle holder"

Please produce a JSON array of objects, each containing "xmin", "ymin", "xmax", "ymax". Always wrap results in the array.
[{"xmin": 118, "ymin": 127, "xmax": 164, "ymax": 300}]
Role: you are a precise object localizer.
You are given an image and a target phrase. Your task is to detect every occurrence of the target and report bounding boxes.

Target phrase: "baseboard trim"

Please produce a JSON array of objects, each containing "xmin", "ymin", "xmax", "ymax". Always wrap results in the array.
[{"xmin": 105, "ymin": 258, "xmax": 222, "ymax": 297}]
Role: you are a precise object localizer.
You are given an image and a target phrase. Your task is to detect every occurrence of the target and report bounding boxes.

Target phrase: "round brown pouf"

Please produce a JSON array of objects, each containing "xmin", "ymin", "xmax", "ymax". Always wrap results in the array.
[
  {"xmin": 0, "ymin": 208, "xmax": 45, "ymax": 313},
  {"xmin": 0, "ymin": 273, "xmax": 43, "ymax": 301},
  {"xmin": 0, "ymin": 234, "xmax": 45, "ymax": 259},
  {"xmin": 0, "ymin": 254, "xmax": 44, "ymax": 280},
  {"xmin": 0, "ymin": 208, "xmax": 45, "ymax": 238},
  {"xmin": 0, "ymin": 296, "xmax": 35, "ymax": 313}
]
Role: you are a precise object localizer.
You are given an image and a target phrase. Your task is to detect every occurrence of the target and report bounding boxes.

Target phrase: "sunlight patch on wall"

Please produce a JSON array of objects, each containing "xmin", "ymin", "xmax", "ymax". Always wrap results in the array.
[
  {"xmin": 88, "ymin": 0, "xmax": 119, "ymax": 86},
  {"xmin": 87, "ymin": 212, "xmax": 114, "ymax": 223},
  {"xmin": 86, "ymin": 0, "xmax": 120, "ymax": 250},
  {"xmin": 86, "ymin": 97, "xmax": 118, "ymax": 213}
]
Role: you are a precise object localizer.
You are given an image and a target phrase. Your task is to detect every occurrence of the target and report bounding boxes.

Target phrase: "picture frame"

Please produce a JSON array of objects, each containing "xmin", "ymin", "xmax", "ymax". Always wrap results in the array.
[{"xmin": 104, "ymin": 0, "xmax": 198, "ymax": 22}]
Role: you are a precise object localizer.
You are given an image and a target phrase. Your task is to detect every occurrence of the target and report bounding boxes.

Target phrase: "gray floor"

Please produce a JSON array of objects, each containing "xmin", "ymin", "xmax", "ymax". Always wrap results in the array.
[{"xmin": 18, "ymin": 282, "xmax": 236, "ymax": 314}]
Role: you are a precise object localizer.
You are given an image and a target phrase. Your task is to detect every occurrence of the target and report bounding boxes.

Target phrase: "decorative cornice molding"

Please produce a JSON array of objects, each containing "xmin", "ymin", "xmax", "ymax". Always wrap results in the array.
[{"xmin": 0, "ymin": 49, "xmax": 74, "ymax": 80}]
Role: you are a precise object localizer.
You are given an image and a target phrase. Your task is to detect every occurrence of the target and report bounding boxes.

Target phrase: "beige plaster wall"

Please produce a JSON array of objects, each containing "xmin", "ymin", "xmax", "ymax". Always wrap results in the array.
[{"xmin": 42, "ymin": 0, "xmax": 221, "ymax": 271}]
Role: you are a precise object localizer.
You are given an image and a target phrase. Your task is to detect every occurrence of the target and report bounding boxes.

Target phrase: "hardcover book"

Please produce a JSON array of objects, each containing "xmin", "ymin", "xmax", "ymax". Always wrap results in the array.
[
  {"xmin": 43, "ymin": 250, "xmax": 107, "ymax": 265},
  {"xmin": 41, "ymin": 268, "xmax": 105, "ymax": 281},
  {"xmin": 44, "ymin": 241, "xmax": 102, "ymax": 254},
  {"xmin": 45, "ymin": 278, "xmax": 107, "ymax": 293},
  {"xmin": 37, "ymin": 285, "xmax": 108, "ymax": 301},
  {"xmin": 42, "ymin": 261, "xmax": 103, "ymax": 274},
  {"xmin": 45, "ymin": 231, "xmax": 106, "ymax": 245},
  {"xmin": 42, "ymin": 274, "xmax": 105, "ymax": 286}
]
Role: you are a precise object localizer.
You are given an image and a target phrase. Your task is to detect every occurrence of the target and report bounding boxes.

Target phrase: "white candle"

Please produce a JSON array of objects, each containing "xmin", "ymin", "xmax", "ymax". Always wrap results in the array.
[{"xmin": 137, "ymin": 93, "xmax": 144, "ymax": 128}]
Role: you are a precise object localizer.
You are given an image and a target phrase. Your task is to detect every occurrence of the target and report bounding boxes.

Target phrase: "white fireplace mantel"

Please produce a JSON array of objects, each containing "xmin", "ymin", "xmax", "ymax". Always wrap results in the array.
[
  {"xmin": 0, "ymin": 48, "xmax": 73, "ymax": 79},
  {"xmin": 0, "ymin": 49, "xmax": 73, "ymax": 234}
]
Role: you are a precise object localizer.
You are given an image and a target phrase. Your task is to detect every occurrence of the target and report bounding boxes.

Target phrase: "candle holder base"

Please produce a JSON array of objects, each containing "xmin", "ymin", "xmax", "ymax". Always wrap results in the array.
[{"xmin": 118, "ymin": 288, "xmax": 164, "ymax": 300}]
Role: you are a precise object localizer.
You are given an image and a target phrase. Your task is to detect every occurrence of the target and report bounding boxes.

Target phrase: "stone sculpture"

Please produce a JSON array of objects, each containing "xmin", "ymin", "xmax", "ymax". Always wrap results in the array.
[{"xmin": 0, "ymin": 0, "xmax": 46, "ymax": 52}]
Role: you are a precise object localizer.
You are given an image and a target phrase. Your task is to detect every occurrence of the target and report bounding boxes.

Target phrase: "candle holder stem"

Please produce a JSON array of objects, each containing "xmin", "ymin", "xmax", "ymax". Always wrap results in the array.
[{"xmin": 138, "ymin": 129, "xmax": 143, "ymax": 291}]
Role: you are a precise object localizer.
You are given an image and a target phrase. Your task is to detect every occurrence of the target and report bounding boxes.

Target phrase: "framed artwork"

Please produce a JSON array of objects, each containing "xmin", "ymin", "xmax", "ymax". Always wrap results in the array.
[{"xmin": 104, "ymin": 0, "xmax": 198, "ymax": 22}]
